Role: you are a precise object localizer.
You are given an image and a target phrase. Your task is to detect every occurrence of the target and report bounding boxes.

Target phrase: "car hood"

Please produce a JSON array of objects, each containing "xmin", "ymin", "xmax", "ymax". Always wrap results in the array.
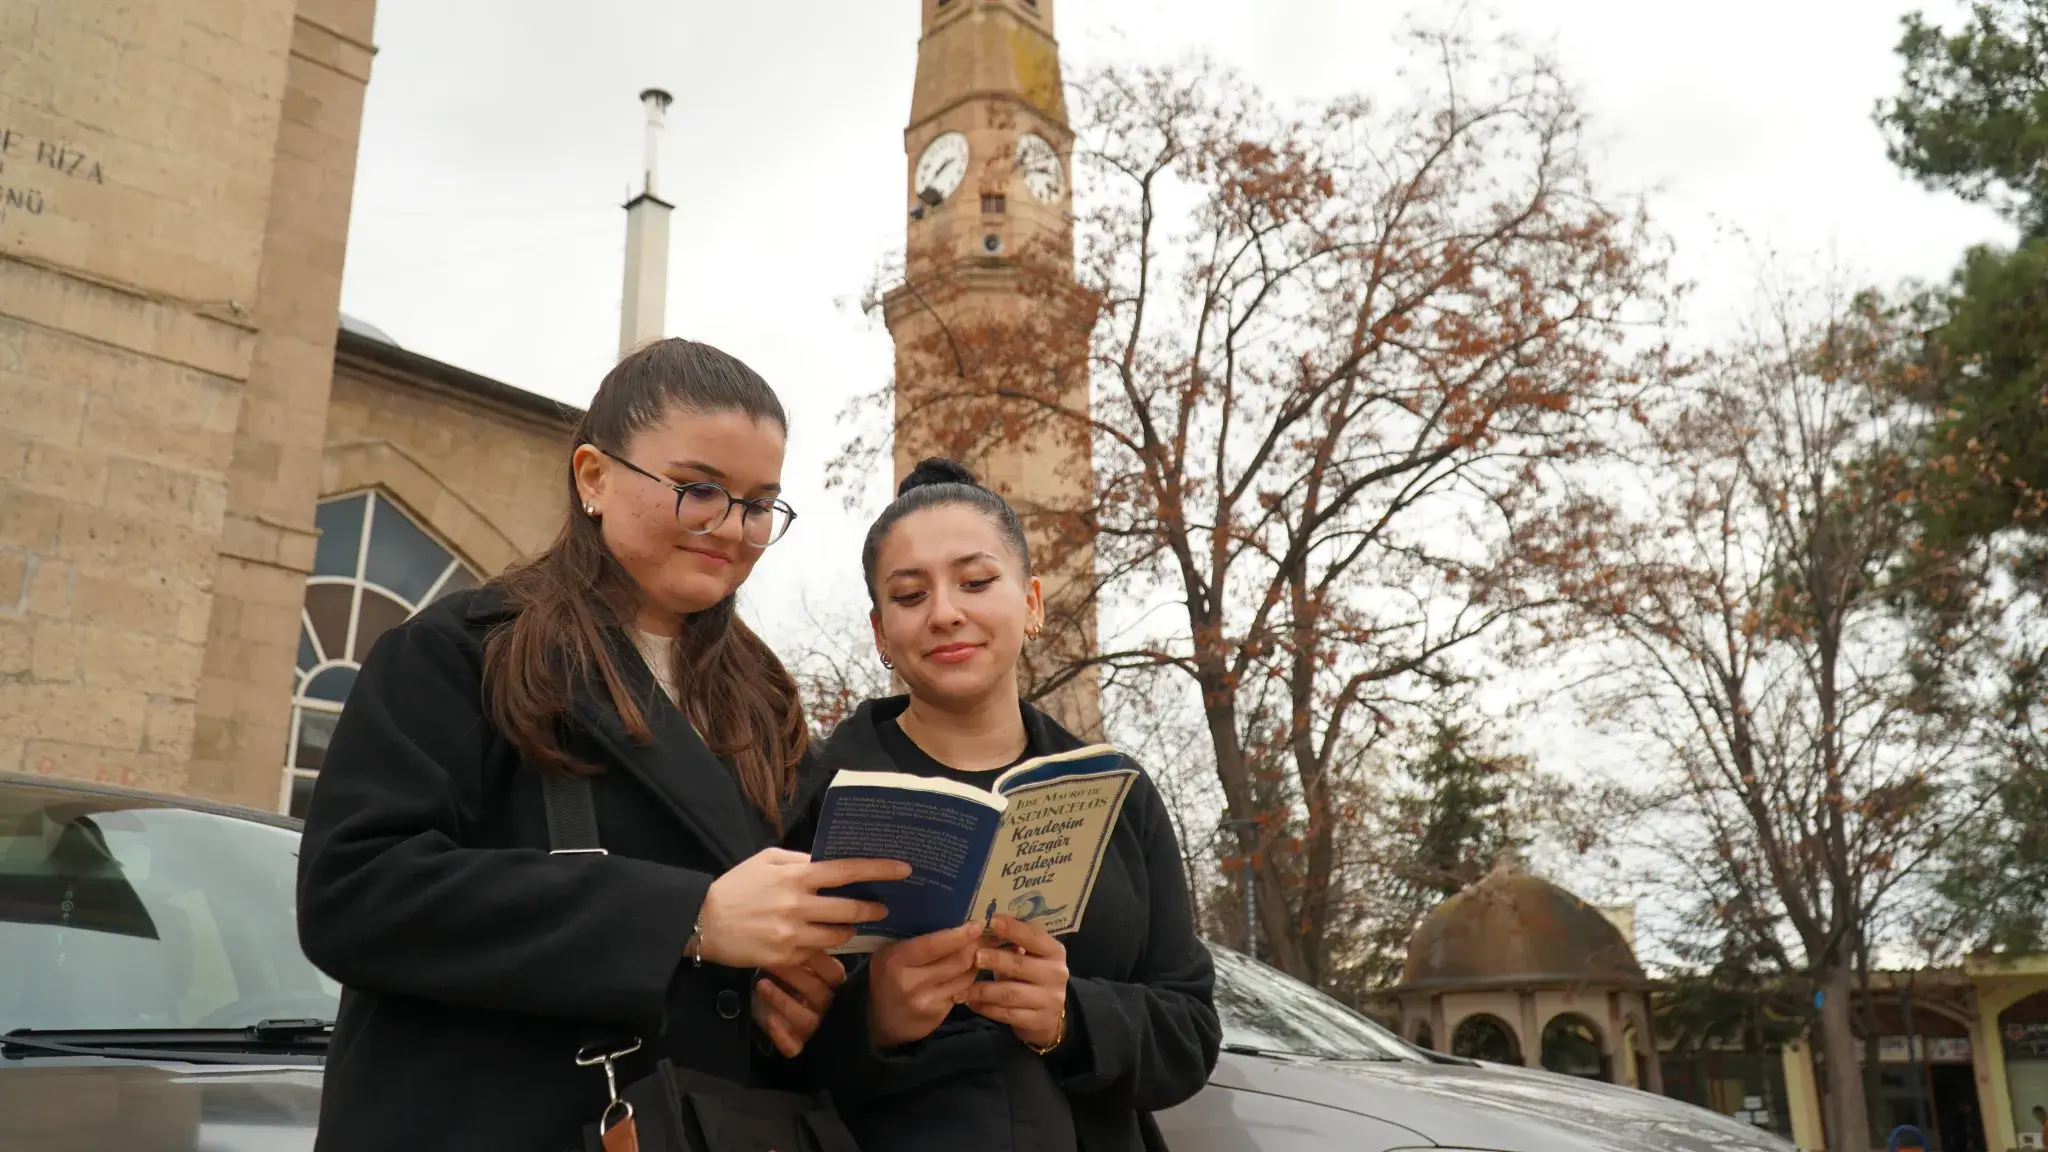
[
  {"xmin": 0, "ymin": 1058, "xmax": 320, "ymax": 1152},
  {"xmin": 1212, "ymin": 1052, "xmax": 1797, "ymax": 1152}
]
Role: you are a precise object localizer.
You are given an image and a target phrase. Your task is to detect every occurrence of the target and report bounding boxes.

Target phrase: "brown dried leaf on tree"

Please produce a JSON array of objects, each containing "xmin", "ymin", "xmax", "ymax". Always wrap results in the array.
[{"xmin": 833, "ymin": 24, "xmax": 1674, "ymax": 986}]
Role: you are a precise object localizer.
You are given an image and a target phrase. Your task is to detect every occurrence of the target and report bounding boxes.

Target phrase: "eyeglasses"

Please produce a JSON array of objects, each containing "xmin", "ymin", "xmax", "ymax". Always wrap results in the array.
[{"xmin": 592, "ymin": 447, "xmax": 798, "ymax": 547}]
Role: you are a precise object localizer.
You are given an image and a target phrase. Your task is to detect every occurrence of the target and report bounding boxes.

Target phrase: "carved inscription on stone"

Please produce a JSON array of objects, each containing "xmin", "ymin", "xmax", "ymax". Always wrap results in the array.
[{"xmin": 0, "ymin": 126, "xmax": 107, "ymax": 225}]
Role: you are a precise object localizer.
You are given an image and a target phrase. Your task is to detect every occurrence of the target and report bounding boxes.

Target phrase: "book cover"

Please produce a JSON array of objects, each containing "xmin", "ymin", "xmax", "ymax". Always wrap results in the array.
[{"xmin": 811, "ymin": 744, "xmax": 1136, "ymax": 953}]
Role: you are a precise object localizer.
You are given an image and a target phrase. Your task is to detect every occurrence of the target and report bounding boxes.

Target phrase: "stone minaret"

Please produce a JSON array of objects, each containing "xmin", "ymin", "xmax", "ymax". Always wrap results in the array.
[
  {"xmin": 619, "ymin": 87, "xmax": 674, "ymax": 358},
  {"xmin": 884, "ymin": 0, "xmax": 1099, "ymax": 736}
]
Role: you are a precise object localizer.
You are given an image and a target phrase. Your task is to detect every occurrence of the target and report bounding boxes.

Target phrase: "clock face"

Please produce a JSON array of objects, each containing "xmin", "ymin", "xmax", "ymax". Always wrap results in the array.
[
  {"xmin": 1015, "ymin": 133, "xmax": 1064, "ymax": 202},
  {"xmin": 913, "ymin": 132, "xmax": 970, "ymax": 204}
]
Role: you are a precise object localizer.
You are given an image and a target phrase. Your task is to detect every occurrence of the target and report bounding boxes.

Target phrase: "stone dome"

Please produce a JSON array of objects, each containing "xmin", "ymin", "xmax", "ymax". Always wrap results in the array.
[{"xmin": 1400, "ymin": 868, "xmax": 1646, "ymax": 991}]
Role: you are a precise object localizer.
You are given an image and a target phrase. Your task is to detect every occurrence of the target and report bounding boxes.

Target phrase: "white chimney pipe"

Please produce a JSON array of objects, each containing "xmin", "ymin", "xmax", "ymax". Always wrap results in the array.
[
  {"xmin": 640, "ymin": 87, "xmax": 671, "ymax": 198},
  {"xmin": 619, "ymin": 87, "xmax": 675, "ymax": 358}
]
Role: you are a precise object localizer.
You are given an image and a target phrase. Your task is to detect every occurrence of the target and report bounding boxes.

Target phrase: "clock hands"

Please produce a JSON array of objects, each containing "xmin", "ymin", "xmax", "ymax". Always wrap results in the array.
[{"xmin": 923, "ymin": 134, "xmax": 1063, "ymax": 198}]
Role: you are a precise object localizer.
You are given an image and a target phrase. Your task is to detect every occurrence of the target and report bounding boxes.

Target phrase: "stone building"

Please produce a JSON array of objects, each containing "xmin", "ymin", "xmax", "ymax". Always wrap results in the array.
[
  {"xmin": 1380, "ymin": 865, "xmax": 1663, "ymax": 1093},
  {"xmin": 0, "ymin": 0, "xmax": 574, "ymax": 815},
  {"xmin": 1772, "ymin": 958, "xmax": 2048, "ymax": 1152},
  {"xmin": 1383, "ymin": 867, "xmax": 2048, "ymax": 1151},
  {"xmin": 2, "ymin": 0, "xmax": 384, "ymax": 809},
  {"xmin": 3, "ymin": 0, "xmax": 1103, "ymax": 813},
  {"xmin": 281, "ymin": 318, "xmax": 572, "ymax": 815}
]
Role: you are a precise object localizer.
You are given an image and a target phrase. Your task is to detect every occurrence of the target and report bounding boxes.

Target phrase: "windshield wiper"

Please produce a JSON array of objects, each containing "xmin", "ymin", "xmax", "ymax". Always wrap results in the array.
[
  {"xmin": 3, "ymin": 1018, "xmax": 331, "ymax": 1063},
  {"xmin": 1408, "ymin": 1045, "xmax": 1478, "ymax": 1067},
  {"xmin": 244, "ymin": 1017, "xmax": 334, "ymax": 1041},
  {"xmin": 1223, "ymin": 1041, "xmax": 1302, "ymax": 1058},
  {"xmin": 2, "ymin": 1032, "xmax": 260, "ymax": 1064},
  {"xmin": 1224, "ymin": 1041, "xmax": 1403, "ymax": 1062},
  {"xmin": 1224, "ymin": 1040, "xmax": 1414, "ymax": 1063}
]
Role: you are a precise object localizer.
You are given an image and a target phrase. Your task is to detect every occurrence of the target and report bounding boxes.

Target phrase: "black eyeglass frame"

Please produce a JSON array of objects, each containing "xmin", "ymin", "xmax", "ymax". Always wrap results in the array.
[{"xmin": 588, "ymin": 445, "xmax": 798, "ymax": 547}]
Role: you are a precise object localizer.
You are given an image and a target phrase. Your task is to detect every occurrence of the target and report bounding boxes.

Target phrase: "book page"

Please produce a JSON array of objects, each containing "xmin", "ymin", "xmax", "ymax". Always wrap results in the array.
[{"xmin": 968, "ymin": 770, "xmax": 1136, "ymax": 938}]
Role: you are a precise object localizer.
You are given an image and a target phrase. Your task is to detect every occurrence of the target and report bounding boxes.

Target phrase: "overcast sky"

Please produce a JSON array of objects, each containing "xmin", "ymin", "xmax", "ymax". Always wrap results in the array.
[{"xmin": 338, "ymin": 0, "xmax": 2011, "ymax": 920}]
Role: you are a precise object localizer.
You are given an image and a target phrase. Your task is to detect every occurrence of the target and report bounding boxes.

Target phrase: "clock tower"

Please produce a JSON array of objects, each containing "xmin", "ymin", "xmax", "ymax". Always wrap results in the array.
[{"xmin": 885, "ymin": 0, "xmax": 1100, "ymax": 736}]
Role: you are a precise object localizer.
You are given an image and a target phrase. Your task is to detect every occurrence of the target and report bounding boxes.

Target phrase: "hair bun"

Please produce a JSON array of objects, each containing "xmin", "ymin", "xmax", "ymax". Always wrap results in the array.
[{"xmin": 898, "ymin": 457, "xmax": 979, "ymax": 497}]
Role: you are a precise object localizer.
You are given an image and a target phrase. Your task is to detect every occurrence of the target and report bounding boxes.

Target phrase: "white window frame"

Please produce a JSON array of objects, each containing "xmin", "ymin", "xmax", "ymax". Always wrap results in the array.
[{"xmin": 280, "ymin": 492, "xmax": 476, "ymax": 816}]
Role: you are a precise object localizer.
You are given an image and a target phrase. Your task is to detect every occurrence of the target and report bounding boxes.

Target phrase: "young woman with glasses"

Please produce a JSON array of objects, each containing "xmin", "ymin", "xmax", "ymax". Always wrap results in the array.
[
  {"xmin": 806, "ymin": 458, "xmax": 1221, "ymax": 1152},
  {"xmin": 296, "ymin": 339, "xmax": 908, "ymax": 1151}
]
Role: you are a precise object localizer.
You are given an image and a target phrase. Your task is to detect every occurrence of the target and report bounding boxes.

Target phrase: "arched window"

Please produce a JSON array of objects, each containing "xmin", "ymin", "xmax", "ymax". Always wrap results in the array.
[
  {"xmin": 1542, "ymin": 1013, "xmax": 1608, "ymax": 1080},
  {"xmin": 1451, "ymin": 1014, "xmax": 1522, "ymax": 1065},
  {"xmin": 282, "ymin": 492, "xmax": 479, "ymax": 816}
]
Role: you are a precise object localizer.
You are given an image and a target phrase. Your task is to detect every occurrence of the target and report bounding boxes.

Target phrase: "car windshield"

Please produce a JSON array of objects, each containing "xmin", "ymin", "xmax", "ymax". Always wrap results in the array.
[
  {"xmin": 0, "ymin": 781, "xmax": 339, "ymax": 1034},
  {"xmin": 1210, "ymin": 944, "xmax": 1418, "ymax": 1062}
]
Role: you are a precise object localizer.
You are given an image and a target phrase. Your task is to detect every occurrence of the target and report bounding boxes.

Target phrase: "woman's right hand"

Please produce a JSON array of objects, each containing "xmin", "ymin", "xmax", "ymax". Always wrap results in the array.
[
  {"xmin": 697, "ymin": 848, "xmax": 908, "ymax": 969},
  {"xmin": 866, "ymin": 922, "xmax": 984, "ymax": 1049}
]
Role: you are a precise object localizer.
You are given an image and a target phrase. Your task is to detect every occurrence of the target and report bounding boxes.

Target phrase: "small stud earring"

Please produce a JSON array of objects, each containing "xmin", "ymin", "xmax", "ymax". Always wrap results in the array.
[{"xmin": 584, "ymin": 504, "xmax": 598, "ymax": 518}]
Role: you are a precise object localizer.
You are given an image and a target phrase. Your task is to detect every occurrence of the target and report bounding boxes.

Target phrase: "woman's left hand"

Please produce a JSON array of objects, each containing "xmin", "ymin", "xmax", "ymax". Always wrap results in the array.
[
  {"xmin": 964, "ymin": 915, "xmax": 1069, "ymax": 1052},
  {"xmin": 752, "ymin": 951, "xmax": 846, "ymax": 1057}
]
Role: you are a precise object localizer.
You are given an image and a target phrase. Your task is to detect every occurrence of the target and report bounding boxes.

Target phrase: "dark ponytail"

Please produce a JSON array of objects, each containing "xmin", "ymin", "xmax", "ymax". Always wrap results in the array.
[
  {"xmin": 481, "ymin": 339, "xmax": 806, "ymax": 825},
  {"xmin": 861, "ymin": 457, "xmax": 1032, "ymax": 603}
]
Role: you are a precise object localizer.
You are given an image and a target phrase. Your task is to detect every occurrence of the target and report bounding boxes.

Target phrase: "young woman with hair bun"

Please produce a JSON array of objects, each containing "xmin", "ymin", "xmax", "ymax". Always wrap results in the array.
[{"xmin": 808, "ymin": 457, "xmax": 1221, "ymax": 1152}]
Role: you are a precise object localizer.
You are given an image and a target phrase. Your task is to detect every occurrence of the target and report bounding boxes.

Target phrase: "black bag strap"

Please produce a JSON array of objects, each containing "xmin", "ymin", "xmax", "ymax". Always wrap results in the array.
[
  {"xmin": 543, "ymin": 773, "xmax": 660, "ymax": 1152},
  {"xmin": 543, "ymin": 773, "xmax": 605, "ymax": 855}
]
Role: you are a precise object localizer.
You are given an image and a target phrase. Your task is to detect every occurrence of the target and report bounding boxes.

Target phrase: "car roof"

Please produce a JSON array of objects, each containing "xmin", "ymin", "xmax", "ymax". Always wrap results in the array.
[{"xmin": 0, "ymin": 772, "xmax": 302, "ymax": 832}]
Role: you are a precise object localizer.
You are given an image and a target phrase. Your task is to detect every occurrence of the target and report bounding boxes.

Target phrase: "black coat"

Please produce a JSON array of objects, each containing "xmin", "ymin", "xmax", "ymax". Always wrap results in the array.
[
  {"xmin": 806, "ymin": 698, "xmax": 1221, "ymax": 1152},
  {"xmin": 296, "ymin": 587, "xmax": 823, "ymax": 1152}
]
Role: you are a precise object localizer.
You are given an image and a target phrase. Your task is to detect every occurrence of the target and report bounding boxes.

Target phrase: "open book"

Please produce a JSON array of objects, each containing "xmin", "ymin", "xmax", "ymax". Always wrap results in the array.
[{"xmin": 811, "ymin": 744, "xmax": 1137, "ymax": 953}]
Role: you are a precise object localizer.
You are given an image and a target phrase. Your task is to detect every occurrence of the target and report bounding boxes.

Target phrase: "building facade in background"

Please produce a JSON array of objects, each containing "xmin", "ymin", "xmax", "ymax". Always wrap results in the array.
[
  {"xmin": 279, "ymin": 320, "xmax": 573, "ymax": 815},
  {"xmin": 1379, "ymin": 867, "xmax": 1663, "ymax": 1096},
  {"xmin": 1388, "ymin": 868, "xmax": 2048, "ymax": 1152},
  {"xmin": 0, "ymin": 0, "xmax": 570, "ymax": 815},
  {"xmin": 3, "ymin": 0, "xmax": 1099, "ymax": 813}
]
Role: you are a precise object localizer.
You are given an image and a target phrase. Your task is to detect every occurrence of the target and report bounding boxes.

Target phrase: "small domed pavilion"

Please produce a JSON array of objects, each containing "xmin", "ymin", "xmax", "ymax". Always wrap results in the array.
[{"xmin": 1383, "ymin": 863, "xmax": 1661, "ymax": 1091}]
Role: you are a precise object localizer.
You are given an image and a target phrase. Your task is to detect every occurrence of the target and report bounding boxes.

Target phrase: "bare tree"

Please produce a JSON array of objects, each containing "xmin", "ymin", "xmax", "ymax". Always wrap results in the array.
[
  {"xmin": 782, "ymin": 598, "xmax": 893, "ymax": 742},
  {"xmin": 835, "ymin": 24, "xmax": 1672, "ymax": 984},
  {"xmin": 1561, "ymin": 279, "xmax": 1996, "ymax": 1151}
]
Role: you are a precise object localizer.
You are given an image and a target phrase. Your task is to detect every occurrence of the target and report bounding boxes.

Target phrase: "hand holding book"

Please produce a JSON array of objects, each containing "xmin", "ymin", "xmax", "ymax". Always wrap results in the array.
[
  {"xmin": 965, "ymin": 915, "xmax": 1069, "ymax": 1052},
  {"xmin": 810, "ymin": 744, "xmax": 1138, "ymax": 952},
  {"xmin": 697, "ymin": 848, "xmax": 911, "ymax": 968},
  {"xmin": 866, "ymin": 922, "xmax": 983, "ymax": 1049}
]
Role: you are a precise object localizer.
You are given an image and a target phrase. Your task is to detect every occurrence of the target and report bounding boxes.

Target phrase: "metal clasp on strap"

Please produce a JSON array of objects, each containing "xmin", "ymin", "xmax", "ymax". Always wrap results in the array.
[
  {"xmin": 549, "ymin": 847, "xmax": 609, "ymax": 856},
  {"xmin": 576, "ymin": 1038, "xmax": 642, "ymax": 1136}
]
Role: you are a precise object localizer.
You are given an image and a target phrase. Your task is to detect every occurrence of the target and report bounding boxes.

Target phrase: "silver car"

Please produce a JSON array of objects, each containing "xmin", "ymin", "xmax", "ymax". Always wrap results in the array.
[
  {"xmin": 1, "ymin": 773, "xmax": 1793, "ymax": 1151},
  {"xmin": 1162, "ymin": 946, "xmax": 1798, "ymax": 1151}
]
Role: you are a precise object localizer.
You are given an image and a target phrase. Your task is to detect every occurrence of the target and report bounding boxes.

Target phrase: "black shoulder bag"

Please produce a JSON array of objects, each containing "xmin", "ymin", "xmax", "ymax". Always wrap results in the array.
[{"xmin": 541, "ymin": 775, "xmax": 862, "ymax": 1152}]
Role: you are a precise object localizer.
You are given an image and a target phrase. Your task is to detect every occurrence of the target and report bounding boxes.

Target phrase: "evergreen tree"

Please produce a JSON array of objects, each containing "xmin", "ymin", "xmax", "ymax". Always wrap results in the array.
[
  {"xmin": 1878, "ymin": 0, "xmax": 2048, "ymax": 955},
  {"xmin": 1333, "ymin": 716, "xmax": 1529, "ymax": 999},
  {"xmin": 1878, "ymin": 0, "xmax": 2048, "ymax": 573}
]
